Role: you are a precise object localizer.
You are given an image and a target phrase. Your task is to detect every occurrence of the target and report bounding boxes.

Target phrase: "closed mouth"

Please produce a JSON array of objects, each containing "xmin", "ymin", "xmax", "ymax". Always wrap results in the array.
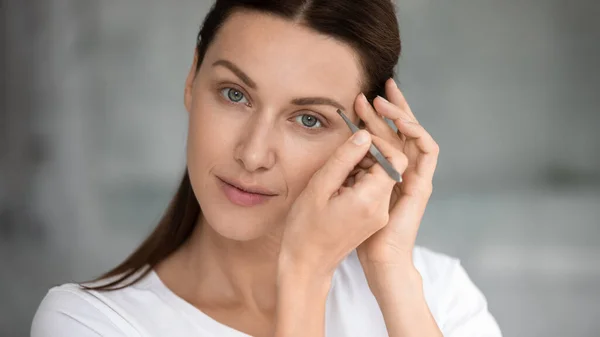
[{"xmin": 218, "ymin": 177, "xmax": 278, "ymax": 196}]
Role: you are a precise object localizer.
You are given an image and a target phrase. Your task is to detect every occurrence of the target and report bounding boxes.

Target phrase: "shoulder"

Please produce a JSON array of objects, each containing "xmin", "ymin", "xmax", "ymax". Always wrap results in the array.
[
  {"xmin": 31, "ymin": 283, "xmax": 124, "ymax": 337},
  {"xmin": 31, "ymin": 274, "xmax": 150, "ymax": 337},
  {"xmin": 412, "ymin": 246, "xmax": 503, "ymax": 336}
]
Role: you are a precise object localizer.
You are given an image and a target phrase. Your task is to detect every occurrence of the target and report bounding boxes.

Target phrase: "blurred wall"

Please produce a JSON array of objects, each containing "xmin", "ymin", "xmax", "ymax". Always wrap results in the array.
[{"xmin": 1, "ymin": 1, "xmax": 599, "ymax": 336}]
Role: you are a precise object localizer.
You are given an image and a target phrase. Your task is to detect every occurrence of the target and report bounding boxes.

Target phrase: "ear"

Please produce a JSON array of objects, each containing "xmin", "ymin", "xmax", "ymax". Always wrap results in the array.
[{"xmin": 184, "ymin": 51, "xmax": 199, "ymax": 114}]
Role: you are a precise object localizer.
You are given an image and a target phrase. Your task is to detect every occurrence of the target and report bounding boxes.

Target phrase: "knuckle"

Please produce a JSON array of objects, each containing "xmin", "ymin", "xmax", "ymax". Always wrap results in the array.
[
  {"xmin": 352, "ymin": 193, "xmax": 375, "ymax": 217},
  {"xmin": 431, "ymin": 141, "xmax": 440, "ymax": 154},
  {"xmin": 394, "ymin": 152, "xmax": 409, "ymax": 170},
  {"xmin": 353, "ymin": 190, "xmax": 386, "ymax": 220},
  {"xmin": 422, "ymin": 182, "xmax": 433, "ymax": 196},
  {"xmin": 405, "ymin": 180, "xmax": 433, "ymax": 197}
]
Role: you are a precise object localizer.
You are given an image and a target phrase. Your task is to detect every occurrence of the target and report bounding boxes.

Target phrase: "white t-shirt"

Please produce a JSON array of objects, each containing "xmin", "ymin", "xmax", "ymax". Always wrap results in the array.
[{"xmin": 31, "ymin": 247, "xmax": 502, "ymax": 336}]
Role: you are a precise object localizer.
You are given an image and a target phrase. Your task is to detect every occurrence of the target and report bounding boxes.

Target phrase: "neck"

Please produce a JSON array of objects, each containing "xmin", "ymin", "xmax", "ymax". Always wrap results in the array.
[{"xmin": 158, "ymin": 216, "xmax": 283, "ymax": 314}]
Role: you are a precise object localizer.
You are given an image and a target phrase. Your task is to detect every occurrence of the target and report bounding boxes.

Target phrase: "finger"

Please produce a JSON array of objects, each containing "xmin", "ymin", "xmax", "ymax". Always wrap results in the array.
[
  {"xmin": 394, "ymin": 120, "xmax": 440, "ymax": 177},
  {"xmin": 353, "ymin": 134, "xmax": 407, "ymax": 193},
  {"xmin": 395, "ymin": 120, "xmax": 439, "ymax": 153},
  {"xmin": 331, "ymin": 185, "xmax": 351, "ymax": 198},
  {"xmin": 309, "ymin": 130, "xmax": 372, "ymax": 198},
  {"xmin": 351, "ymin": 169, "xmax": 368, "ymax": 186},
  {"xmin": 344, "ymin": 166, "xmax": 365, "ymax": 187},
  {"xmin": 372, "ymin": 96, "xmax": 410, "ymax": 143},
  {"xmin": 387, "ymin": 178, "xmax": 432, "ymax": 245},
  {"xmin": 355, "ymin": 169, "xmax": 367, "ymax": 181},
  {"xmin": 349, "ymin": 166, "xmax": 362, "ymax": 177},
  {"xmin": 373, "ymin": 95, "xmax": 413, "ymax": 125},
  {"xmin": 373, "ymin": 98, "xmax": 437, "ymax": 153},
  {"xmin": 384, "ymin": 78, "xmax": 417, "ymax": 122},
  {"xmin": 358, "ymin": 156, "xmax": 376, "ymax": 170},
  {"xmin": 343, "ymin": 174, "xmax": 355, "ymax": 188},
  {"xmin": 368, "ymin": 134, "xmax": 409, "ymax": 179},
  {"xmin": 355, "ymin": 93, "xmax": 399, "ymax": 142},
  {"xmin": 347, "ymin": 136, "xmax": 406, "ymax": 218}
]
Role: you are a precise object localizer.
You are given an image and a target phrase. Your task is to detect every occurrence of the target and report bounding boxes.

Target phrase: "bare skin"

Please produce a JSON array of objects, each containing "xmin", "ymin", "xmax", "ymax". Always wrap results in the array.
[{"xmin": 156, "ymin": 10, "xmax": 441, "ymax": 337}]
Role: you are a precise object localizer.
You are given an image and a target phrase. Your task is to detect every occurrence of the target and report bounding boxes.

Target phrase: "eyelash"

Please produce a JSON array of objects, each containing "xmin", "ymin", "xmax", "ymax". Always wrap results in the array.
[
  {"xmin": 219, "ymin": 86, "xmax": 252, "ymax": 107},
  {"xmin": 293, "ymin": 114, "xmax": 327, "ymax": 131},
  {"xmin": 218, "ymin": 85, "xmax": 329, "ymax": 131}
]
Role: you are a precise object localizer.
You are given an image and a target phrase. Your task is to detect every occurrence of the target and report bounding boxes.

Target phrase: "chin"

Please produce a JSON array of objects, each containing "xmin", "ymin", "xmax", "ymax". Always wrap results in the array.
[
  {"xmin": 201, "ymin": 207, "xmax": 280, "ymax": 241},
  {"xmin": 190, "ymin": 170, "xmax": 288, "ymax": 241},
  {"xmin": 197, "ymin": 182, "xmax": 284, "ymax": 241}
]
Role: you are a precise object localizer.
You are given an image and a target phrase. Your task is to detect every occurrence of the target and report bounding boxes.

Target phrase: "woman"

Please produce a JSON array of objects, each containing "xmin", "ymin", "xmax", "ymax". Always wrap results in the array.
[{"xmin": 32, "ymin": 0, "xmax": 502, "ymax": 336}]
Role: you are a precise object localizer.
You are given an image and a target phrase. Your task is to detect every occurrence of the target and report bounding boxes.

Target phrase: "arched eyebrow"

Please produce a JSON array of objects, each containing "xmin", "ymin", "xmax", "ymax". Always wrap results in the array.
[
  {"xmin": 213, "ymin": 59, "xmax": 257, "ymax": 89},
  {"xmin": 213, "ymin": 58, "xmax": 349, "ymax": 113},
  {"xmin": 290, "ymin": 97, "xmax": 346, "ymax": 112}
]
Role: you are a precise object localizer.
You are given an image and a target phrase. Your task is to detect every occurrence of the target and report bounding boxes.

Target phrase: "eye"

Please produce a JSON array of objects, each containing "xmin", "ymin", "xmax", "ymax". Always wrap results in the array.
[
  {"xmin": 294, "ymin": 114, "xmax": 324, "ymax": 129},
  {"xmin": 220, "ymin": 87, "xmax": 249, "ymax": 105}
]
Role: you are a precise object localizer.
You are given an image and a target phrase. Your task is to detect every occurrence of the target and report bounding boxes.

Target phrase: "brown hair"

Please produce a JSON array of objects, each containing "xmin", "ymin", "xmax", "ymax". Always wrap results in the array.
[{"xmin": 87, "ymin": 0, "xmax": 401, "ymax": 290}]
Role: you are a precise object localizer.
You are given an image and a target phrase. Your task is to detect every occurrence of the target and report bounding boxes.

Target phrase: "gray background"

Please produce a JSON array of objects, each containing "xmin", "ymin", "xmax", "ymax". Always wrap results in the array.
[{"xmin": 2, "ymin": 0, "xmax": 599, "ymax": 336}]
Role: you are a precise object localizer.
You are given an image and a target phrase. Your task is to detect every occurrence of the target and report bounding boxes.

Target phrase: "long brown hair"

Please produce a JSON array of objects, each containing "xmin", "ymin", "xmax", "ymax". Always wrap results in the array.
[{"xmin": 87, "ymin": 0, "xmax": 401, "ymax": 290}]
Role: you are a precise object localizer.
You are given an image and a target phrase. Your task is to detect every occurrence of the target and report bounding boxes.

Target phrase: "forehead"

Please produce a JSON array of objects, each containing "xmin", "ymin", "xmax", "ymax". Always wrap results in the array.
[{"xmin": 202, "ymin": 10, "xmax": 363, "ymax": 109}]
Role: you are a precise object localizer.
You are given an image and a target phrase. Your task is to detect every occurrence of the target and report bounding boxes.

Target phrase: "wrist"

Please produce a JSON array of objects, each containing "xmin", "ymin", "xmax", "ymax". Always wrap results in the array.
[
  {"xmin": 365, "ymin": 267, "xmax": 442, "ymax": 337},
  {"xmin": 277, "ymin": 254, "xmax": 334, "ymax": 295},
  {"xmin": 278, "ymin": 246, "xmax": 336, "ymax": 283},
  {"xmin": 274, "ymin": 256, "xmax": 333, "ymax": 337},
  {"xmin": 364, "ymin": 264, "xmax": 423, "ymax": 302}
]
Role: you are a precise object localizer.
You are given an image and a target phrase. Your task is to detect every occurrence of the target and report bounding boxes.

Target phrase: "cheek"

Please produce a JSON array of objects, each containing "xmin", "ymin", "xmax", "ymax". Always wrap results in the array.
[
  {"xmin": 186, "ymin": 98, "xmax": 236, "ymax": 174},
  {"xmin": 281, "ymin": 138, "xmax": 341, "ymax": 200}
]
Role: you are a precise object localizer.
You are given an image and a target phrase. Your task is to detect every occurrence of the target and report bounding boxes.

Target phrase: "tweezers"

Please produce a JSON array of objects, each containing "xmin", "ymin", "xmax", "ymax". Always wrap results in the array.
[{"xmin": 337, "ymin": 109, "xmax": 402, "ymax": 183}]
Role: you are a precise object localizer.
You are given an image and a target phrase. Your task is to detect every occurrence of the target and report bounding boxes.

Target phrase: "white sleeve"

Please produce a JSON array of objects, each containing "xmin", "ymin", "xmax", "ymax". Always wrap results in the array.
[
  {"xmin": 435, "ymin": 260, "xmax": 502, "ymax": 337},
  {"xmin": 31, "ymin": 288, "xmax": 127, "ymax": 337}
]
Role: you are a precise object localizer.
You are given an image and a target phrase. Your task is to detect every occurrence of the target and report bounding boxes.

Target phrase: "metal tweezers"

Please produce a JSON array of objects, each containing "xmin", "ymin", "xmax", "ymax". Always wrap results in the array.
[{"xmin": 337, "ymin": 109, "xmax": 402, "ymax": 183}]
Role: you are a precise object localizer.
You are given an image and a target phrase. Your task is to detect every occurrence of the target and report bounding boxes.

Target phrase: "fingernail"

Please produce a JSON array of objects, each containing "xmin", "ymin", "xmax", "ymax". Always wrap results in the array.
[
  {"xmin": 352, "ymin": 131, "xmax": 369, "ymax": 145},
  {"xmin": 360, "ymin": 93, "xmax": 369, "ymax": 104},
  {"xmin": 391, "ymin": 78, "xmax": 398, "ymax": 88},
  {"xmin": 377, "ymin": 95, "xmax": 391, "ymax": 105}
]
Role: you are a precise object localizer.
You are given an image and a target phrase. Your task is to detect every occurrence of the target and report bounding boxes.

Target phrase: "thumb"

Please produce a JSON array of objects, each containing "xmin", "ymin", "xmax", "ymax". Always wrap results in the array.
[{"xmin": 309, "ymin": 130, "xmax": 372, "ymax": 198}]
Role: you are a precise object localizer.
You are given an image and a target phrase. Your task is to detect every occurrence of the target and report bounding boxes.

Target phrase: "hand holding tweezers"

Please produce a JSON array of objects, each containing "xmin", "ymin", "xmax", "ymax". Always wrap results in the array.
[{"xmin": 337, "ymin": 109, "xmax": 402, "ymax": 183}]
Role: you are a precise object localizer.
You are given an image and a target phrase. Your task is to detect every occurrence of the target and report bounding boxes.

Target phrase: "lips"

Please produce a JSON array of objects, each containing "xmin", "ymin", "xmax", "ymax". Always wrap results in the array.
[
  {"xmin": 217, "ymin": 176, "xmax": 278, "ymax": 207},
  {"xmin": 218, "ymin": 177, "xmax": 278, "ymax": 196}
]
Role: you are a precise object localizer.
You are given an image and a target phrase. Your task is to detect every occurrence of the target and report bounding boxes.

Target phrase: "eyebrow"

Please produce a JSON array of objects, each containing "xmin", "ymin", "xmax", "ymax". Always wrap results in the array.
[
  {"xmin": 213, "ymin": 59, "xmax": 257, "ymax": 89},
  {"xmin": 213, "ymin": 59, "xmax": 347, "ymax": 113},
  {"xmin": 291, "ymin": 97, "xmax": 346, "ymax": 112}
]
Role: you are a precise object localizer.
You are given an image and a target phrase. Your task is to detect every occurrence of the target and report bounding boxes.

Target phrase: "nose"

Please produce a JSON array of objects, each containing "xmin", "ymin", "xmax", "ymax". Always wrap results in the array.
[{"xmin": 233, "ymin": 117, "xmax": 277, "ymax": 172}]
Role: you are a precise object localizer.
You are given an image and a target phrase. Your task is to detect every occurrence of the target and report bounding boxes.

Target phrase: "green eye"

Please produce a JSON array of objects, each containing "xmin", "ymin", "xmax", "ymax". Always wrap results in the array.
[
  {"xmin": 294, "ymin": 114, "xmax": 323, "ymax": 129},
  {"xmin": 221, "ymin": 88, "xmax": 249, "ymax": 104}
]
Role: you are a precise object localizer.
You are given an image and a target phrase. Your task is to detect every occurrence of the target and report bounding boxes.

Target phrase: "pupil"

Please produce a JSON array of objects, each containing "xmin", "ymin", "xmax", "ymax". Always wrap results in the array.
[{"xmin": 302, "ymin": 115, "xmax": 317, "ymax": 127}]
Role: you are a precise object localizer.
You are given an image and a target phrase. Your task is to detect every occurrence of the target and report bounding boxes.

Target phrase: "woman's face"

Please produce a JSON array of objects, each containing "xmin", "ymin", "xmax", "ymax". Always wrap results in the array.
[{"xmin": 185, "ymin": 10, "xmax": 364, "ymax": 241}]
